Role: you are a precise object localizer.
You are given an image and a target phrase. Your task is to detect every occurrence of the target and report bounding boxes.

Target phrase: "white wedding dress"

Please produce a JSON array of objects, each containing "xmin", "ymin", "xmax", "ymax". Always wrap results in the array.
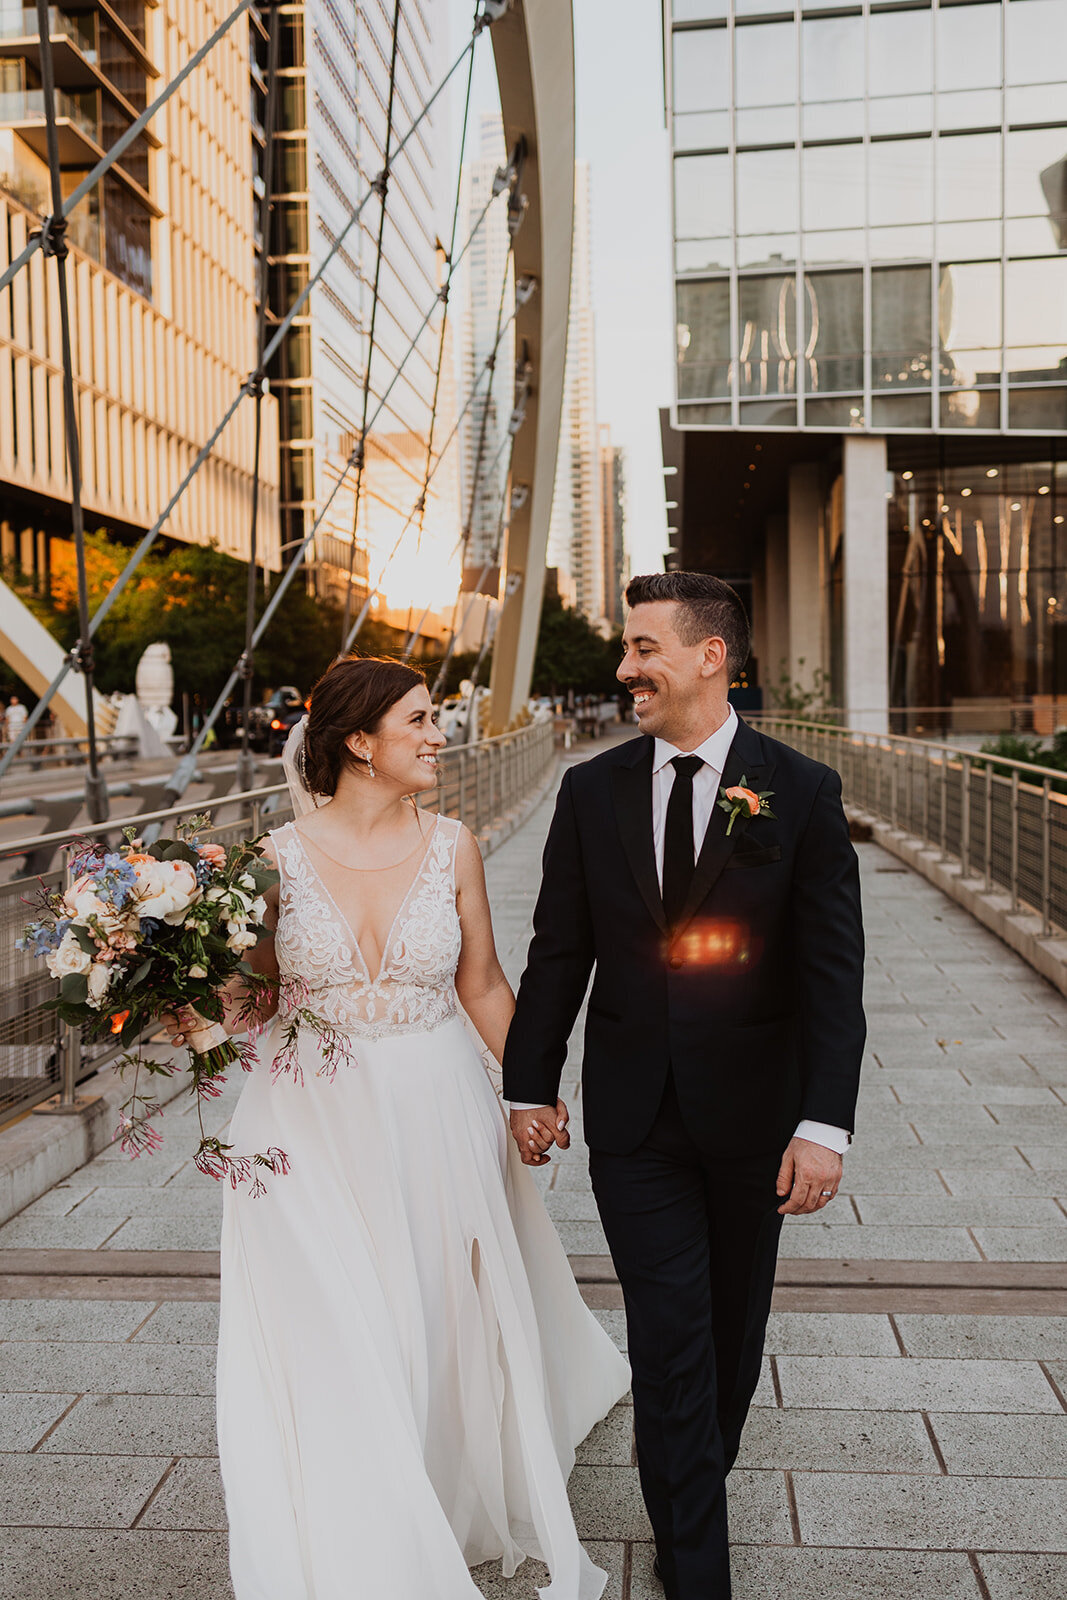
[{"xmin": 217, "ymin": 814, "xmax": 630, "ymax": 1600}]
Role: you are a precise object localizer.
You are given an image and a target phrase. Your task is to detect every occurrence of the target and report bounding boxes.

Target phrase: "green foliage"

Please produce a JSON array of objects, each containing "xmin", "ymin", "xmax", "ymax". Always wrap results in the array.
[
  {"xmin": 530, "ymin": 594, "xmax": 622, "ymax": 698},
  {"xmin": 766, "ymin": 657, "xmax": 837, "ymax": 720},
  {"xmin": 976, "ymin": 732, "xmax": 1067, "ymax": 791}
]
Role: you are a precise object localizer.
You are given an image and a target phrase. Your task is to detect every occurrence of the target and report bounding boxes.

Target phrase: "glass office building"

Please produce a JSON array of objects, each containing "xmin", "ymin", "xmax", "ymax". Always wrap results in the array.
[{"xmin": 665, "ymin": 0, "xmax": 1067, "ymax": 730}]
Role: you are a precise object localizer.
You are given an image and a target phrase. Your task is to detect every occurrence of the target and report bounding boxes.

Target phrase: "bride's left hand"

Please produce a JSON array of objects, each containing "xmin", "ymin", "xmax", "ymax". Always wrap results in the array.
[{"xmin": 510, "ymin": 1100, "xmax": 570, "ymax": 1166}]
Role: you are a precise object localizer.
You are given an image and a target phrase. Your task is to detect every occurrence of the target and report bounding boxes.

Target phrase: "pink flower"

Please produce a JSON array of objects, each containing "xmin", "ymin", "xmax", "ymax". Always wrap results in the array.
[
  {"xmin": 724, "ymin": 784, "xmax": 761, "ymax": 816},
  {"xmin": 197, "ymin": 843, "xmax": 227, "ymax": 869}
]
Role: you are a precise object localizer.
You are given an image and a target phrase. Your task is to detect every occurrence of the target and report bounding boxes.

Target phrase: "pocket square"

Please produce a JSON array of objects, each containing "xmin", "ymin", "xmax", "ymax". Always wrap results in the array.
[{"xmin": 726, "ymin": 843, "xmax": 782, "ymax": 868}]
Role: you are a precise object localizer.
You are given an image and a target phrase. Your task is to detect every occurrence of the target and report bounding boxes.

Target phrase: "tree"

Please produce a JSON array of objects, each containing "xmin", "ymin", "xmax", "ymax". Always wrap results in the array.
[{"xmin": 530, "ymin": 594, "xmax": 621, "ymax": 698}]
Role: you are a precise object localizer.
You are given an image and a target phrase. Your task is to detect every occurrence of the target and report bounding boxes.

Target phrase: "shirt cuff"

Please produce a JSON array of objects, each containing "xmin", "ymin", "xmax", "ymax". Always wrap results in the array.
[
  {"xmin": 508, "ymin": 1101, "xmax": 543, "ymax": 1112},
  {"xmin": 794, "ymin": 1119, "xmax": 851, "ymax": 1155}
]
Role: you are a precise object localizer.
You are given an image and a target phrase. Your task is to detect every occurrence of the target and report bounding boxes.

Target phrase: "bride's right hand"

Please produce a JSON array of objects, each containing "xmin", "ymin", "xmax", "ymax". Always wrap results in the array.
[{"xmin": 159, "ymin": 1008, "xmax": 195, "ymax": 1048}]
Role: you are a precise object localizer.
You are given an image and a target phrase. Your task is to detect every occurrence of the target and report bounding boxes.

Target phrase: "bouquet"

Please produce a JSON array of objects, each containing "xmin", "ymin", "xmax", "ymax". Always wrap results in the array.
[{"xmin": 19, "ymin": 815, "xmax": 287, "ymax": 1192}]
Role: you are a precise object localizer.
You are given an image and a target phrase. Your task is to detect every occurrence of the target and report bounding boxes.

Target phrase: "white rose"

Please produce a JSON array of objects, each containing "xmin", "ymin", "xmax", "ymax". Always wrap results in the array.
[
  {"xmin": 226, "ymin": 929, "xmax": 257, "ymax": 952},
  {"xmin": 47, "ymin": 929, "xmax": 92, "ymax": 978},
  {"xmin": 136, "ymin": 859, "xmax": 201, "ymax": 924},
  {"xmin": 239, "ymin": 874, "xmax": 256, "ymax": 890},
  {"xmin": 86, "ymin": 962, "xmax": 114, "ymax": 1008},
  {"xmin": 205, "ymin": 886, "xmax": 224, "ymax": 903},
  {"xmin": 250, "ymin": 896, "xmax": 267, "ymax": 923},
  {"xmin": 188, "ymin": 963, "xmax": 208, "ymax": 979}
]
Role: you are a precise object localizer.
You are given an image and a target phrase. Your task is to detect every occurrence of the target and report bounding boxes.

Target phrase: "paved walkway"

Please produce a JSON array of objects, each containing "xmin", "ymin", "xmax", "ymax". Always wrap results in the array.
[{"xmin": 0, "ymin": 741, "xmax": 1065, "ymax": 1598}]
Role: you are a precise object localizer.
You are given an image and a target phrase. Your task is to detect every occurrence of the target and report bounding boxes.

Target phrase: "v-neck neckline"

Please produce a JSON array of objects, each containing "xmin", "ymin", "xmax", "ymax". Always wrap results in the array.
[{"xmin": 288, "ymin": 814, "xmax": 440, "ymax": 986}]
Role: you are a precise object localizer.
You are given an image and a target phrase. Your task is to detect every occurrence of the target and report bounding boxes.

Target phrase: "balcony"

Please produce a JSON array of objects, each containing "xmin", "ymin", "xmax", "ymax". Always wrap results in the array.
[
  {"xmin": 0, "ymin": 8, "xmax": 99, "ymax": 85},
  {"xmin": 0, "ymin": 84, "xmax": 102, "ymax": 163}
]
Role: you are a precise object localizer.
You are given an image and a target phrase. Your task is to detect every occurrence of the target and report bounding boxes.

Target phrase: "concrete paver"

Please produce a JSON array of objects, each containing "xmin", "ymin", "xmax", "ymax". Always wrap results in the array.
[{"xmin": 0, "ymin": 739, "xmax": 1064, "ymax": 1596}]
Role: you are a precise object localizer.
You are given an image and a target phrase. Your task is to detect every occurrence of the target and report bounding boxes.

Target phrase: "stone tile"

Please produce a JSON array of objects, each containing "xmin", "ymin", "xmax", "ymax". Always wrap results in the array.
[
  {"xmin": 978, "ymin": 1554, "xmax": 1067, "ymax": 1600},
  {"xmin": 0, "ymin": 1299, "xmax": 152, "ymax": 1342},
  {"xmin": 777, "ymin": 1355, "xmax": 1061, "ymax": 1413},
  {"xmin": 0, "ymin": 1340, "xmax": 216, "ymax": 1396},
  {"xmin": 100, "ymin": 1217, "xmax": 222, "ymax": 1252},
  {"xmin": 13, "ymin": 1186, "xmax": 99, "ymax": 1219},
  {"xmin": 855, "ymin": 1196, "xmax": 1064, "ymax": 1227},
  {"xmin": 972, "ymin": 1227, "xmax": 1067, "ymax": 1261},
  {"xmin": 730, "ymin": 1547, "xmax": 982, "ymax": 1600},
  {"xmin": 763, "ymin": 1313, "xmax": 899, "ymax": 1357},
  {"xmin": 896, "ymin": 1315, "xmax": 1067, "ymax": 1361},
  {"xmin": 778, "ymin": 1224, "xmax": 980, "ymax": 1261},
  {"xmin": 907, "ymin": 1108, "xmax": 1021, "ymax": 1143},
  {"xmin": 792, "ymin": 1470, "xmax": 1067, "ymax": 1551},
  {"xmin": 569, "ymin": 1464, "xmax": 651, "ymax": 1540},
  {"xmin": 0, "ymin": 1450, "xmax": 169, "ymax": 1528},
  {"xmin": 736, "ymin": 1406, "xmax": 938, "ymax": 1473},
  {"xmin": 752, "ymin": 1357, "xmax": 775, "ymax": 1409},
  {"xmin": 854, "ymin": 1142, "xmax": 1030, "ymax": 1171},
  {"xmin": 139, "ymin": 1456, "xmax": 226, "ymax": 1530},
  {"xmin": 473, "ymin": 1542, "xmax": 625, "ymax": 1599},
  {"xmin": 0, "ymin": 1529, "xmax": 231, "ymax": 1598},
  {"xmin": 575, "ymin": 1404, "xmax": 633, "ymax": 1466},
  {"xmin": 543, "ymin": 1190, "xmax": 602, "ymax": 1223},
  {"xmin": 841, "ymin": 1168, "xmax": 949, "ymax": 1195},
  {"xmin": 1042, "ymin": 1361, "xmax": 1067, "ymax": 1401},
  {"xmin": 1015, "ymin": 1145, "xmax": 1067, "ymax": 1172},
  {"xmin": 0, "ymin": 1213, "xmax": 126, "ymax": 1250},
  {"xmin": 0, "ymin": 1392, "xmax": 77, "ymax": 1451},
  {"xmin": 930, "ymin": 1412, "xmax": 1067, "ymax": 1476},
  {"xmin": 554, "ymin": 1220, "xmax": 610, "ymax": 1255},
  {"xmin": 939, "ymin": 1167, "xmax": 1060, "ymax": 1197},
  {"xmin": 591, "ymin": 1309, "xmax": 627, "ymax": 1353},
  {"xmin": 42, "ymin": 1393, "xmax": 217, "ymax": 1457},
  {"xmin": 132, "ymin": 1303, "xmax": 219, "ymax": 1344},
  {"xmin": 984, "ymin": 1106, "xmax": 1067, "ymax": 1140},
  {"xmin": 958, "ymin": 1061, "xmax": 1054, "ymax": 1089},
  {"xmin": 75, "ymin": 1186, "xmax": 223, "ymax": 1217}
]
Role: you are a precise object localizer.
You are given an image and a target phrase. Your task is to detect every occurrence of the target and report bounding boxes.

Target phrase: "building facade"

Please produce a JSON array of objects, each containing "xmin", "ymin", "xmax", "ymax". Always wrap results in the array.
[
  {"xmin": 547, "ymin": 159, "xmax": 604, "ymax": 625},
  {"xmin": 266, "ymin": 0, "xmax": 460, "ymax": 649},
  {"xmin": 665, "ymin": 0, "xmax": 1067, "ymax": 730},
  {"xmin": 0, "ymin": 0, "xmax": 280, "ymax": 582},
  {"xmin": 598, "ymin": 423, "xmax": 627, "ymax": 627}
]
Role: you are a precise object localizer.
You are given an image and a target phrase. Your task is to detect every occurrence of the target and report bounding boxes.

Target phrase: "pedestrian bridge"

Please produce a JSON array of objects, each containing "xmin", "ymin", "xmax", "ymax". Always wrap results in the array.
[{"xmin": 0, "ymin": 735, "xmax": 1063, "ymax": 1598}]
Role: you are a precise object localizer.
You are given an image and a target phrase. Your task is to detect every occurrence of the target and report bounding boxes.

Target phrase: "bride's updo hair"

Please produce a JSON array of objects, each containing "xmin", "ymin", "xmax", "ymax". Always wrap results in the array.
[{"xmin": 303, "ymin": 655, "xmax": 426, "ymax": 796}]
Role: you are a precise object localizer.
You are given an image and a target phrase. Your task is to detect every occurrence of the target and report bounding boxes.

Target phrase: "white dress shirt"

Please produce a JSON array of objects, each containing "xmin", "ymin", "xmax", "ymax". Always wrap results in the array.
[{"xmin": 512, "ymin": 710, "xmax": 851, "ymax": 1157}]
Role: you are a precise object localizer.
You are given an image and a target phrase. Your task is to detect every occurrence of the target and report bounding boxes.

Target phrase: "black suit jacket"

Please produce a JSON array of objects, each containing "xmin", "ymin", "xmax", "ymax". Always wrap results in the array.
[{"xmin": 502, "ymin": 719, "xmax": 866, "ymax": 1156}]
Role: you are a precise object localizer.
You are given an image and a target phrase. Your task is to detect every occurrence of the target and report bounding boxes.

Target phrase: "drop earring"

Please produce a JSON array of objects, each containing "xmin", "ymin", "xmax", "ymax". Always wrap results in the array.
[{"xmin": 364, "ymin": 753, "xmax": 375, "ymax": 779}]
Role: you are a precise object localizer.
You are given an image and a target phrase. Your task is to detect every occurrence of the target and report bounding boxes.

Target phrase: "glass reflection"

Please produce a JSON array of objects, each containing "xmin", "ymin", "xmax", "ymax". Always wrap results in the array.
[
  {"xmin": 737, "ymin": 235, "xmax": 798, "ymax": 267},
  {"xmin": 803, "ymin": 270, "xmax": 863, "ymax": 393},
  {"xmin": 675, "ymin": 153, "xmax": 732, "ymax": 239},
  {"xmin": 736, "ymin": 148, "xmax": 797, "ymax": 235},
  {"xmin": 872, "ymin": 266, "xmax": 932, "ymax": 389},
  {"xmin": 677, "ymin": 239, "xmax": 733, "ymax": 272},
  {"xmin": 672, "ymin": 27, "xmax": 729, "ymax": 115},
  {"xmin": 936, "ymin": 3, "xmax": 1001, "ymax": 91},
  {"xmin": 939, "ymin": 390, "xmax": 1001, "ymax": 427},
  {"xmin": 939, "ymin": 261, "xmax": 1001, "ymax": 385},
  {"xmin": 1007, "ymin": 85, "xmax": 1067, "ymax": 124},
  {"xmin": 1006, "ymin": 218, "xmax": 1065, "ymax": 255},
  {"xmin": 937, "ymin": 134, "xmax": 1002, "ymax": 222},
  {"xmin": 869, "ymin": 224, "xmax": 935, "ymax": 260},
  {"xmin": 805, "ymin": 396, "xmax": 866, "ymax": 426},
  {"xmin": 802, "ymin": 229, "xmax": 865, "ymax": 264},
  {"xmin": 1005, "ymin": 259, "xmax": 1067, "ymax": 349},
  {"xmin": 1006, "ymin": 0, "xmax": 1067, "ymax": 84},
  {"xmin": 871, "ymin": 393, "xmax": 933, "ymax": 427},
  {"xmin": 734, "ymin": 20, "xmax": 795, "ymax": 108},
  {"xmin": 1005, "ymin": 128, "xmax": 1067, "ymax": 241},
  {"xmin": 936, "ymin": 90, "xmax": 1002, "ymax": 132},
  {"xmin": 1009, "ymin": 388, "xmax": 1067, "ymax": 429},
  {"xmin": 868, "ymin": 9, "xmax": 932, "ymax": 95},
  {"xmin": 937, "ymin": 221, "xmax": 1003, "ymax": 258},
  {"xmin": 869, "ymin": 95, "xmax": 933, "ymax": 138},
  {"xmin": 674, "ymin": 111, "xmax": 731, "ymax": 152},
  {"xmin": 804, "ymin": 101, "xmax": 864, "ymax": 141},
  {"xmin": 736, "ymin": 106, "xmax": 796, "ymax": 145},
  {"xmin": 676, "ymin": 279, "xmax": 732, "ymax": 399},
  {"xmin": 868, "ymin": 138, "xmax": 933, "ymax": 226},
  {"xmin": 802, "ymin": 15, "xmax": 863, "ymax": 102},
  {"xmin": 738, "ymin": 275, "xmax": 797, "ymax": 396},
  {"xmin": 801, "ymin": 144, "xmax": 864, "ymax": 232}
]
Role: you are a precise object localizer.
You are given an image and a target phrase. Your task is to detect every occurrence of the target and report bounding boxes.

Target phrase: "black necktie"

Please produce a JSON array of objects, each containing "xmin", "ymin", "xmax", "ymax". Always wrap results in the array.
[{"xmin": 662, "ymin": 755, "xmax": 703, "ymax": 928}]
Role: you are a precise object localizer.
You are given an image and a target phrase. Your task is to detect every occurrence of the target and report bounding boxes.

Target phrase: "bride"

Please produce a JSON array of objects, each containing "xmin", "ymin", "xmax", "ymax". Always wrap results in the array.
[{"xmin": 180, "ymin": 655, "xmax": 629, "ymax": 1600}]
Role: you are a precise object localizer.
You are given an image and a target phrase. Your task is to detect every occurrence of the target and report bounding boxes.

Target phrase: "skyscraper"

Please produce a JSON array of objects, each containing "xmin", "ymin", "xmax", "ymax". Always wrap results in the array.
[
  {"xmin": 548, "ymin": 159, "xmax": 603, "ymax": 625},
  {"xmin": 599, "ymin": 424, "xmax": 627, "ymax": 628},
  {"xmin": 664, "ymin": 0, "xmax": 1067, "ymax": 731}
]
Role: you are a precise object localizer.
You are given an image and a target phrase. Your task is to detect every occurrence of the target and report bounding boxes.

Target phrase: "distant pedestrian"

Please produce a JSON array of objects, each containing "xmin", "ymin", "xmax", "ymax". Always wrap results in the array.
[{"xmin": 4, "ymin": 695, "xmax": 27, "ymax": 744}]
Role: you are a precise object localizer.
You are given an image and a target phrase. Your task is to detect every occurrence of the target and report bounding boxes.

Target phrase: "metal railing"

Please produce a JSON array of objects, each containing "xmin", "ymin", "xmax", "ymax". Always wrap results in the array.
[
  {"xmin": 751, "ymin": 716, "xmax": 1067, "ymax": 941},
  {"xmin": 0, "ymin": 718, "xmax": 556, "ymax": 1128}
]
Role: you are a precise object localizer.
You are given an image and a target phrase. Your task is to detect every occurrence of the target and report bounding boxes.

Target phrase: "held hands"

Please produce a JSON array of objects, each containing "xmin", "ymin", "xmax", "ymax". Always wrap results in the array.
[
  {"xmin": 509, "ymin": 1101, "xmax": 570, "ymax": 1166},
  {"xmin": 776, "ymin": 1135, "xmax": 843, "ymax": 1215}
]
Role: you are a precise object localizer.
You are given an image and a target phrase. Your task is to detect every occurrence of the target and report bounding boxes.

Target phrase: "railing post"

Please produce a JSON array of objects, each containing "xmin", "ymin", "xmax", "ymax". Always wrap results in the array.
[
  {"xmin": 984, "ymin": 762, "xmax": 993, "ymax": 893},
  {"xmin": 891, "ymin": 744, "xmax": 898, "ymax": 829},
  {"xmin": 939, "ymin": 750, "xmax": 948, "ymax": 858},
  {"xmin": 1042, "ymin": 776, "xmax": 1052, "ymax": 936},
  {"xmin": 457, "ymin": 748, "xmax": 467, "ymax": 826},
  {"xmin": 1010, "ymin": 767, "xmax": 1019, "ymax": 912},
  {"xmin": 960, "ymin": 756, "xmax": 971, "ymax": 879}
]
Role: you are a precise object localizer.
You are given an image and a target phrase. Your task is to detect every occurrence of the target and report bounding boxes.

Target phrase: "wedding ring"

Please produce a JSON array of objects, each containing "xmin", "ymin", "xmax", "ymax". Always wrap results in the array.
[{"xmin": 820, "ymin": 1190, "xmax": 833, "ymax": 1196}]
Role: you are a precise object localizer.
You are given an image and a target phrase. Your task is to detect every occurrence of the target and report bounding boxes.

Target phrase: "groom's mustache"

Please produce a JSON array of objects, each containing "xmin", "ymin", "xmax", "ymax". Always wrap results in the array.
[{"xmin": 625, "ymin": 680, "xmax": 656, "ymax": 694}]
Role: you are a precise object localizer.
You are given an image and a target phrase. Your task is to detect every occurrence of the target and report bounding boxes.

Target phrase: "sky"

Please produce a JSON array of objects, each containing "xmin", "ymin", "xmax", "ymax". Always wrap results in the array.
[{"xmin": 447, "ymin": 0, "xmax": 675, "ymax": 578}]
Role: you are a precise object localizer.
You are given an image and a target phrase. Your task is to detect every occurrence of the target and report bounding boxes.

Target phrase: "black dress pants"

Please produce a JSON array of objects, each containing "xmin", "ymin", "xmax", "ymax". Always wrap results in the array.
[{"xmin": 588, "ymin": 1075, "xmax": 784, "ymax": 1600}]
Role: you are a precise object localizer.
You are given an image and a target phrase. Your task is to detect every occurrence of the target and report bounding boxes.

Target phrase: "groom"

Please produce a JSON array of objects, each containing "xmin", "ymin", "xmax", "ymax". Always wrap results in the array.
[{"xmin": 503, "ymin": 571, "xmax": 865, "ymax": 1599}]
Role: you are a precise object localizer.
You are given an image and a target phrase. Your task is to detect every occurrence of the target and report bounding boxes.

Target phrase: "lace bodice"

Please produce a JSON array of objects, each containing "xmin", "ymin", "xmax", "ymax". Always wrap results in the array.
[{"xmin": 272, "ymin": 815, "xmax": 463, "ymax": 1039}]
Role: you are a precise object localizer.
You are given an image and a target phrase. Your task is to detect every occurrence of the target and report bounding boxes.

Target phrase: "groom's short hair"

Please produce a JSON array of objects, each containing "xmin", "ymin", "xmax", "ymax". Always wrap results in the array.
[{"xmin": 625, "ymin": 571, "xmax": 750, "ymax": 679}]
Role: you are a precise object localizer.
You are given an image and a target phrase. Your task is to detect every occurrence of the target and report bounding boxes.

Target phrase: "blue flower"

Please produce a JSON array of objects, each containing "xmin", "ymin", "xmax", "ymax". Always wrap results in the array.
[{"xmin": 139, "ymin": 916, "xmax": 162, "ymax": 944}]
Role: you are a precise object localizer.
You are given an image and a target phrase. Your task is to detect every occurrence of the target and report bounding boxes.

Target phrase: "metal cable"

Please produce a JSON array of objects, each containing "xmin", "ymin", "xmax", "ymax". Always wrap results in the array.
[
  {"xmin": 340, "ymin": 0, "xmax": 403, "ymax": 647},
  {"xmin": 0, "ymin": 18, "xmax": 488, "ymax": 783}
]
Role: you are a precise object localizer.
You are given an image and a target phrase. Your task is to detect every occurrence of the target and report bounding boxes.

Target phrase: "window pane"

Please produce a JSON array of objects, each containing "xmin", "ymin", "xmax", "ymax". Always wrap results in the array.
[
  {"xmin": 804, "ymin": 101, "xmax": 864, "ymax": 140},
  {"xmin": 674, "ymin": 154, "xmax": 732, "ymax": 238},
  {"xmin": 1005, "ymin": 258, "xmax": 1067, "ymax": 346},
  {"xmin": 938, "ymin": 261, "xmax": 1002, "ymax": 385},
  {"xmin": 1009, "ymin": 387, "xmax": 1067, "ymax": 429},
  {"xmin": 1005, "ymin": 129, "xmax": 1067, "ymax": 223},
  {"xmin": 937, "ymin": 4, "xmax": 1001, "ymax": 91},
  {"xmin": 869, "ymin": 137, "xmax": 933, "ymax": 226},
  {"xmin": 1006, "ymin": 0, "xmax": 1067, "ymax": 84},
  {"xmin": 736, "ymin": 106, "xmax": 796, "ymax": 145},
  {"xmin": 803, "ymin": 229, "xmax": 865, "ymax": 264},
  {"xmin": 672, "ymin": 26, "xmax": 729, "ymax": 114},
  {"xmin": 937, "ymin": 134, "xmax": 1002, "ymax": 222},
  {"xmin": 674, "ymin": 110, "xmax": 731, "ymax": 150},
  {"xmin": 735, "ymin": 21, "xmax": 795, "ymax": 108},
  {"xmin": 738, "ymin": 234, "xmax": 797, "ymax": 267},
  {"xmin": 676, "ymin": 239, "xmax": 733, "ymax": 271},
  {"xmin": 937, "ymin": 89, "xmax": 1002, "ymax": 131},
  {"xmin": 736, "ymin": 148, "xmax": 797, "ymax": 234},
  {"xmin": 872, "ymin": 266, "xmax": 933, "ymax": 389},
  {"xmin": 871, "ymin": 393, "xmax": 933, "ymax": 427},
  {"xmin": 676, "ymin": 279, "xmax": 732, "ymax": 399},
  {"xmin": 802, "ymin": 144, "xmax": 864, "ymax": 231},
  {"xmin": 739, "ymin": 398, "xmax": 796, "ymax": 424},
  {"xmin": 1006, "ymin": 217, "xmax": 1065, "ymax": 254},
  {"xmin": 1008, "ymin": 347, "xmax": 1067, "ymax": 379},
  {"xmin": 869, "ymin": 95, "xmax": 933, "ymax": 137},
  {"xmin": 805, "ymin": 396, "xmax": 866, "ymax": 426},
  {"xmin": 804, "ymin": 270, "xmax": 863, "ymax": 392},
  {"xmin": 868, "ymin": 10, "xmax": 932, "ymax": 95},
  {"xmin": 938, "ymin": 220, "xmax": 1002, "ymax": 257},
  {"xmin": 802, "ymin": 16, "xmax": 863, "ymax": 102},
  {"xmin": 940, "ymin": 390, "xmax": 1001, "ymax": 427},
  {"xmin": 738, "ymin": 275, "xmax": 798, "ymax": 395}
]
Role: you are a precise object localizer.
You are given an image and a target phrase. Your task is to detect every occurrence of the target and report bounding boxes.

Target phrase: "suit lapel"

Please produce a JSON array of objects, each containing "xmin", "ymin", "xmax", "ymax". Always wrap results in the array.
[
  {"xmin": 611, "ymin": 738, "xmax": 668, "ymax": 934},
  {"xmin": 677, "ymin": 718, "xmax": 776, "ymax": 930}
]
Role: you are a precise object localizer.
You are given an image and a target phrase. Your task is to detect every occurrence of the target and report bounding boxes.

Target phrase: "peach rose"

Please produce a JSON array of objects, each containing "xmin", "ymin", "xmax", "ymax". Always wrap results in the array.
[
  {"xmin": 197, "ymin": 843, "xmax": 227, "ymax": 869},
  {"xmin": 724, "ymin": 784, "xmax": 761, "ymax": 816}
]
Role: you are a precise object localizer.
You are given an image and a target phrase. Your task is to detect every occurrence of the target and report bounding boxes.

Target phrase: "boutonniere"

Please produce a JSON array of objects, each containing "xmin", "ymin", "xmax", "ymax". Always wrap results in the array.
[{"xmin": 718, "ymin": 776, "xmax": 776, "ymax": 837}]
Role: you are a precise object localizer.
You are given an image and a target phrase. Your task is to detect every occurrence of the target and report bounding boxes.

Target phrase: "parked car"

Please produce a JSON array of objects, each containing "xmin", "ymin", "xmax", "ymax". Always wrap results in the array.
[{"xmin": 266, "ymin": 686, "xmax": 306, "ymax": 756}]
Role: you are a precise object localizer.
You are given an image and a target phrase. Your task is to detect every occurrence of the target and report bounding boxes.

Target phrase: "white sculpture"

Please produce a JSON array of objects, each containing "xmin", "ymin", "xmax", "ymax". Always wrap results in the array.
[{"xmin": 135, "ymin": 642, "xmax": 174, "ymax": 710}]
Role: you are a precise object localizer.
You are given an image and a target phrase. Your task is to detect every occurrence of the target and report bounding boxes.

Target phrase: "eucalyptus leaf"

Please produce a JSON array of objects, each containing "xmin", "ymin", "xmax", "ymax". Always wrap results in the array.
[{"xmin": 59, "ymin": 972, "xmax": 88, "ymax": 1004}]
